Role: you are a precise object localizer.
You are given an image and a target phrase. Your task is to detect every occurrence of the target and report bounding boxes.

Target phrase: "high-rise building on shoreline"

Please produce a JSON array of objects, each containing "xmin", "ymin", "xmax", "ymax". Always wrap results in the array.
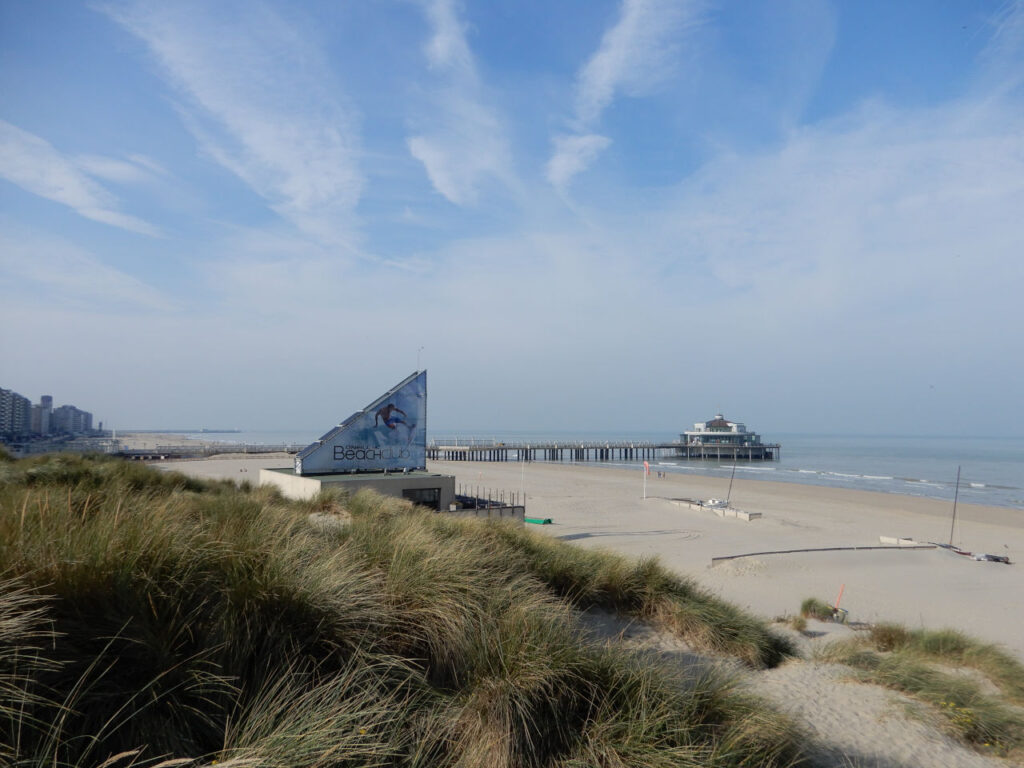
[
  {"xmin": 0, "ymin": 388, "xmax": 31, "ymax": 438},
  {"xmin": 30, "ymin": 395, "xmax": 53, "ymax": 435},
  {"xmin": 1, "ymin": 387, "xmax": 95, "ymax": 440},
  {"xmin": 51, "ymin": 404, "xmax": 93, "ymax": 434}
]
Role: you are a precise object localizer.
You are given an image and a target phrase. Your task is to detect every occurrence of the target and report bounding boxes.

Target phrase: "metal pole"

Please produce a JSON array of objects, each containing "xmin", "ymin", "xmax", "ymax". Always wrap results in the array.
[
  {"xmin": 948, "ymin": 465, "xmax": 961, "ymax": 547},
  {"xmin": 726, "ymin": 460, "xmax": 737, "ymax": 507}
]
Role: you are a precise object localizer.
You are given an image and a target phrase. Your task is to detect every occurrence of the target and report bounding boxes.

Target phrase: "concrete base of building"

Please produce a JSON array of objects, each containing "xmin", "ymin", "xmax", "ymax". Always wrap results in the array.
[
  {"xmin": 450, "ymin": 505, "xmax": 525, "ymax": 524},
  {"xmin": 260, "ymin": 467, "xmax": 455, "ymax": 510}
]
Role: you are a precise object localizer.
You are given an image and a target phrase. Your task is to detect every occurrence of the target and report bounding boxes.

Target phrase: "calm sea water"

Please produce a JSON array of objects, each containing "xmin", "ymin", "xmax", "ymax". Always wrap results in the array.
[{"xmin": 188, "ymin": 430, "xmax": 1024, "ymax": 510}]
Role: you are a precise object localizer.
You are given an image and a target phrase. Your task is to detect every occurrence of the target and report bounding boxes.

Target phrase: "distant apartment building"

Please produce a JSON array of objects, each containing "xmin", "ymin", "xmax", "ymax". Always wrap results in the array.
[
  {"xmin": 30, "ymin": 394, "xmax": 53, "ymax": 435},
  {"xmin": 2, "ymin": 388, "xmax": 95, "ymax": 439},
  {"xmin": 51, "ymin": 404, "xmax": 93, "ymax": 434},
  {"xmin": 0, "ymin": 388, "xmax": 32, "ymax": 438}
]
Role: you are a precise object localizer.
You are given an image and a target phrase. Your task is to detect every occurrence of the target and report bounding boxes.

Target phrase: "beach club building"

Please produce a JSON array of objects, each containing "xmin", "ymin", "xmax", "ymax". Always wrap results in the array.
[
  {"xmin": 259, "ymin": 372, "xmax": 524, "ymax": 522},
  {"xmin": 675, "ymin": 414, "xmax": 779, "ymax": 461},
  {"xmin": 260, "ymin": 371, "xmax": 455, "ymax": 509}
]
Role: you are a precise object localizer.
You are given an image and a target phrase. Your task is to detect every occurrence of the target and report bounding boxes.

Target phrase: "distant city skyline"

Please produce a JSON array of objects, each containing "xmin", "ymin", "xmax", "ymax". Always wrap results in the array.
[
  {"xmin": 2, "ymin": 1, "xmax": 1022, "ymax": 437},
  {"xmin": 0, "ymin": 386, "xmax": 95, "ymax": 439}
]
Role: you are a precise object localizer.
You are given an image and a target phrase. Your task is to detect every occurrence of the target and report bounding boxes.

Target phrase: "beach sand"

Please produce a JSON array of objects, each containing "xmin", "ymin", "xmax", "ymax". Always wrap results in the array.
[
  {"xmin": 430, "ymin": 459, "xmax": 1024, "ymax": 660},
  {"xmin": 116, "ymin": 432, "xmax": 206, "ymax": 451},
  {"xmin": 154, "ymin": 453, "xmax": 1024, "ymax": 766},
  {"xmin": 156, "ymin": 453, "xmax": 1024, "ymax": 658}
]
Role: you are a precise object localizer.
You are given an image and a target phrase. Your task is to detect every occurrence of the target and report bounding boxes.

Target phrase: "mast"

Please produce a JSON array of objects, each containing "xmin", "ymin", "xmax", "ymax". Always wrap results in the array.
[
  {"xmin": 948, "ymin": 465, "xmax": 961, "ymax": 547},
  {"xmin": 726, "ymin": 459, "xmax": 737, "ymax": 507}
]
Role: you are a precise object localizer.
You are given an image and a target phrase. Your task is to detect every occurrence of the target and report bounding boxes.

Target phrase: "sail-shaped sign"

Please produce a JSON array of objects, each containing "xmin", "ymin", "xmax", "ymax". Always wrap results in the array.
[{"xmin": 295, "ymin": 371, "xmax": 426, "ymax": 475}]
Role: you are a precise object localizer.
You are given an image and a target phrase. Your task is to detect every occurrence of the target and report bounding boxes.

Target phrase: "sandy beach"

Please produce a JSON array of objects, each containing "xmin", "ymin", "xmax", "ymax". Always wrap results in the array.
[
  {"xmin": 430, "ymin": 459, "xmax": 1024, "ymax": 661},
  {"xmin": 157, "ymin": 452, "xmax": 1024, "ymax": 659},
  {"xmin": 116, "ymin": 432, "xmax": 207, "ymax": 451}
]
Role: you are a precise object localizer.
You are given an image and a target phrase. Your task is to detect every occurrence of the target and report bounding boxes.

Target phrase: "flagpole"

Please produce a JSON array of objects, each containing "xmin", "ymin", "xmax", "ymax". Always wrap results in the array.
[{"xmin": 643, "ymin": 460, "xmax": 649, "ymax": 499}]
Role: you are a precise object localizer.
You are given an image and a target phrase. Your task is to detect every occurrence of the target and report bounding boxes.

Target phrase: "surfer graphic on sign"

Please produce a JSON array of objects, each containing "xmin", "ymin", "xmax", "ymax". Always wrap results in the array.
[{"xmin": 375, "ymin": 403, "xmax": 416, "ymax": 443}]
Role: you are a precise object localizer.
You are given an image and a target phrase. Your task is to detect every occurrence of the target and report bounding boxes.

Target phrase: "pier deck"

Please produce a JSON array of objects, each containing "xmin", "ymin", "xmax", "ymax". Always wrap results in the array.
[
  {"xmin": 116, "ymin": 443, "xmax": 304, "ymax": 460},
  {"xmin": 427, "ymin": 440, "xmax": 779, "ymax": 462}
]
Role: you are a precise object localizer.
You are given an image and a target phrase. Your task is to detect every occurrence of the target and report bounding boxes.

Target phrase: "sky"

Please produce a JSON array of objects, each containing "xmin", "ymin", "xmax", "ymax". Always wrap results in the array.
[{"xmin": 1, "ymin": 0, "xmax": 1022, "ymax": 437}]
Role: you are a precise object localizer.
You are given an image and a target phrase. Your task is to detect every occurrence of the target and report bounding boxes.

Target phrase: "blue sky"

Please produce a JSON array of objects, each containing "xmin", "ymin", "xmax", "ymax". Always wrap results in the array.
[{"xmin": 1, "ymin": 0, "xmax": 1022, "ymax": 435}]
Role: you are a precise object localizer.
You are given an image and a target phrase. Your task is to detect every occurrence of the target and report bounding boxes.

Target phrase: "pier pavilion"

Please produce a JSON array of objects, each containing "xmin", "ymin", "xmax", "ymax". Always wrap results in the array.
[{"xmin": 676, "ymin": 415, "xmax": 779, "ymax": 461}]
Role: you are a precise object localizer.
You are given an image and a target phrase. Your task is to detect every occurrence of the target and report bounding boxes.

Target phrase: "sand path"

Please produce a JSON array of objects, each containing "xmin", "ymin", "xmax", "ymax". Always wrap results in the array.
[{"xmin": 585, "ymin": 610, "xmax": 1010, "ymax": 767}]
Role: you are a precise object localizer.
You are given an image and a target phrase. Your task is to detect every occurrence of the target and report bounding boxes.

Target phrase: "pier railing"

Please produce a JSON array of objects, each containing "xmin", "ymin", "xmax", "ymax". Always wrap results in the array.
[
  {"xmin": 430, "ymin": 440, "xmax": 678, "ymax": 463},
  {"xmin": 116, "ymin": 443, "xmax": 304, "ymax": 460},
  {"xmin": 427, "ymin": 438, "xmax": 779, "ymax": 463}
]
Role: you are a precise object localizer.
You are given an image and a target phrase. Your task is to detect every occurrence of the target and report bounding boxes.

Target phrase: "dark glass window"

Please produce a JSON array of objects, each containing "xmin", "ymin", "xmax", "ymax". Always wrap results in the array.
[{"xmin": 403, "ymin": 487, "xmax": 441, "ymax": 510}]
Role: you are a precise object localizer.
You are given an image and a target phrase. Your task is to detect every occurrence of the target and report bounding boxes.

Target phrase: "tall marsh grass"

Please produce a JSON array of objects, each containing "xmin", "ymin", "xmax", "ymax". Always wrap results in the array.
[{"xmin": 1, "ymin": 454, "xmax": 806, "ymax": 767}]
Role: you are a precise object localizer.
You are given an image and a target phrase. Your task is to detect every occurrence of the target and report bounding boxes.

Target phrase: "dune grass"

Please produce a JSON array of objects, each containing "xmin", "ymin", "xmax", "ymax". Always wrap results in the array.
[
  {"xmin": 0, "ymin": 453, "xmax": 807, "ymax": 767},
  {"xmin": 786, "ymin": 616, "xmax": 808, "ymax": 633},
  {"xmin": 864, "ymin": 624, "xmax": 1024, "ymax": 704},
  {"xmin": 465, "ymin": 514, "xmax": 796, "ymax": 668},
  {"xmin": 817, "ymin": 627, "xmax": 1024, "ymax": 758},
  {"xmin": 799, "ymin": 597, "xmax": 834, "ymax": 621}
]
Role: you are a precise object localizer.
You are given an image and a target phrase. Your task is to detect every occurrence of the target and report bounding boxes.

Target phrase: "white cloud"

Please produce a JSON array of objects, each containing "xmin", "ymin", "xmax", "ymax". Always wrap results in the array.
[
  {"xmin": 104, "ymin": 0, "xmax": 363, "ymax": 246},
  {"xmin": 546, "ymin": 0, "xmax": 702, "ymax": 191},
  {"xmin": 546, "ymin": 133, "xmax": 612, "ymax": 191},
  {"xmin": 422, "ymin": 0, "xmax": 475, "ymax": 73},
  {"xmin": 651, "ymin": 99, "xmax": 1024, "ymax": 343},
  {"xmin": 407, "ymin": 92, "xmax": 512, "ymax": 206},
  {"xmin": 126, "ymin": 154, "xmax": 168, "ymax": 176},
  {"xmin": 574, "ymin": 0, "xmax": 701, "ymax": 126},
  {"xmin": 0, "ymin": 224, "xmax": 174, "ymax": 310},
  {"xmin": 0, "ymin": 120, "xmax": 160, "ymax": 236},
  {"xmin": 75, "ymin": 153, "xmax": 163, "ymax": 185},
  {"xmin": 979, "ymin": 0, "xmax": 1024, "ymax": 98},
  {"xmin": 407, "ymin": 0, "xmax": 514, "ymax": 206}
]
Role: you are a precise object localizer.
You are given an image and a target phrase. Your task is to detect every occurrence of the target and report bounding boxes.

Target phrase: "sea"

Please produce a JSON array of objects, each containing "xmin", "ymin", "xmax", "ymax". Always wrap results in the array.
[{"xmin": 184, "ymin": 430, "xmax": 1024, "ymax": 510}]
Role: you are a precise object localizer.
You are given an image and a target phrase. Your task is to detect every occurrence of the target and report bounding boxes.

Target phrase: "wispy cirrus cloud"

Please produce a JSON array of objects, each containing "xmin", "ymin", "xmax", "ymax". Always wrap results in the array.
[
  {"xmin": 74, "ymin": 153, "xmax": 165, "ymax": 185},
  {"xmin": 545, "ymin": 134, "xmax": 612, "ymax": 190},
  {"xmin": 103, "ymin": 0, "xmax": 363, "ymax": 247},
  {"xmin": 0, "ymin": 223, "xmax": 174, "ymax": 310},
  {"xmin": 421, "ymin": 0, "xmax": 475, "ymax": 73},
  {"xmin": 574, "ymin": 0, "xmax": 700, "ymax": 125},
  {"xmin": 979, "ymin": 0, "xmax": 1024, "ymax": 98},
  {"xmin": 407, "ymin": 0, "xmax": 514, "ymax": 206},
  {"xmin": 548, "ymin": 0, "xmax": 703, "ymax": 191},
  {"xmin": 0, "ymin": 120, "xmax": 160, "ymax": 236}
]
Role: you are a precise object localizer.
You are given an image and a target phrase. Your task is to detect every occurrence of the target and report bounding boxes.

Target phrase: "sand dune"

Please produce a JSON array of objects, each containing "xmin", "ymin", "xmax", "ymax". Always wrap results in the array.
[
  {"xmin": 154, "ymin": 455, "xmax": 1023, "ymax": 766},
  {"xmin": 157, "ymin": 453, "xmax": 1024, "ymax": 658}
]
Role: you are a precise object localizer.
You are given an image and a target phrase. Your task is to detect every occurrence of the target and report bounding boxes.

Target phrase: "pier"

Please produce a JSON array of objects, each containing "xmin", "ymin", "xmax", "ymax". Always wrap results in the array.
[
  {"xmin": 427, "ymin": 439, "xmax": 779, "ymax": 463},
  {"xmin": 115, "ymin": 443, "xmax": 305, "ymax": 461}
]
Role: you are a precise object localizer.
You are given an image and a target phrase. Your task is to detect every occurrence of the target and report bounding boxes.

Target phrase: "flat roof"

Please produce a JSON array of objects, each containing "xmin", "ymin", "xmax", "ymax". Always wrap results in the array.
[{"xmin": 263, "ymin": 467, "xmax": 450, "ymax": 482}]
